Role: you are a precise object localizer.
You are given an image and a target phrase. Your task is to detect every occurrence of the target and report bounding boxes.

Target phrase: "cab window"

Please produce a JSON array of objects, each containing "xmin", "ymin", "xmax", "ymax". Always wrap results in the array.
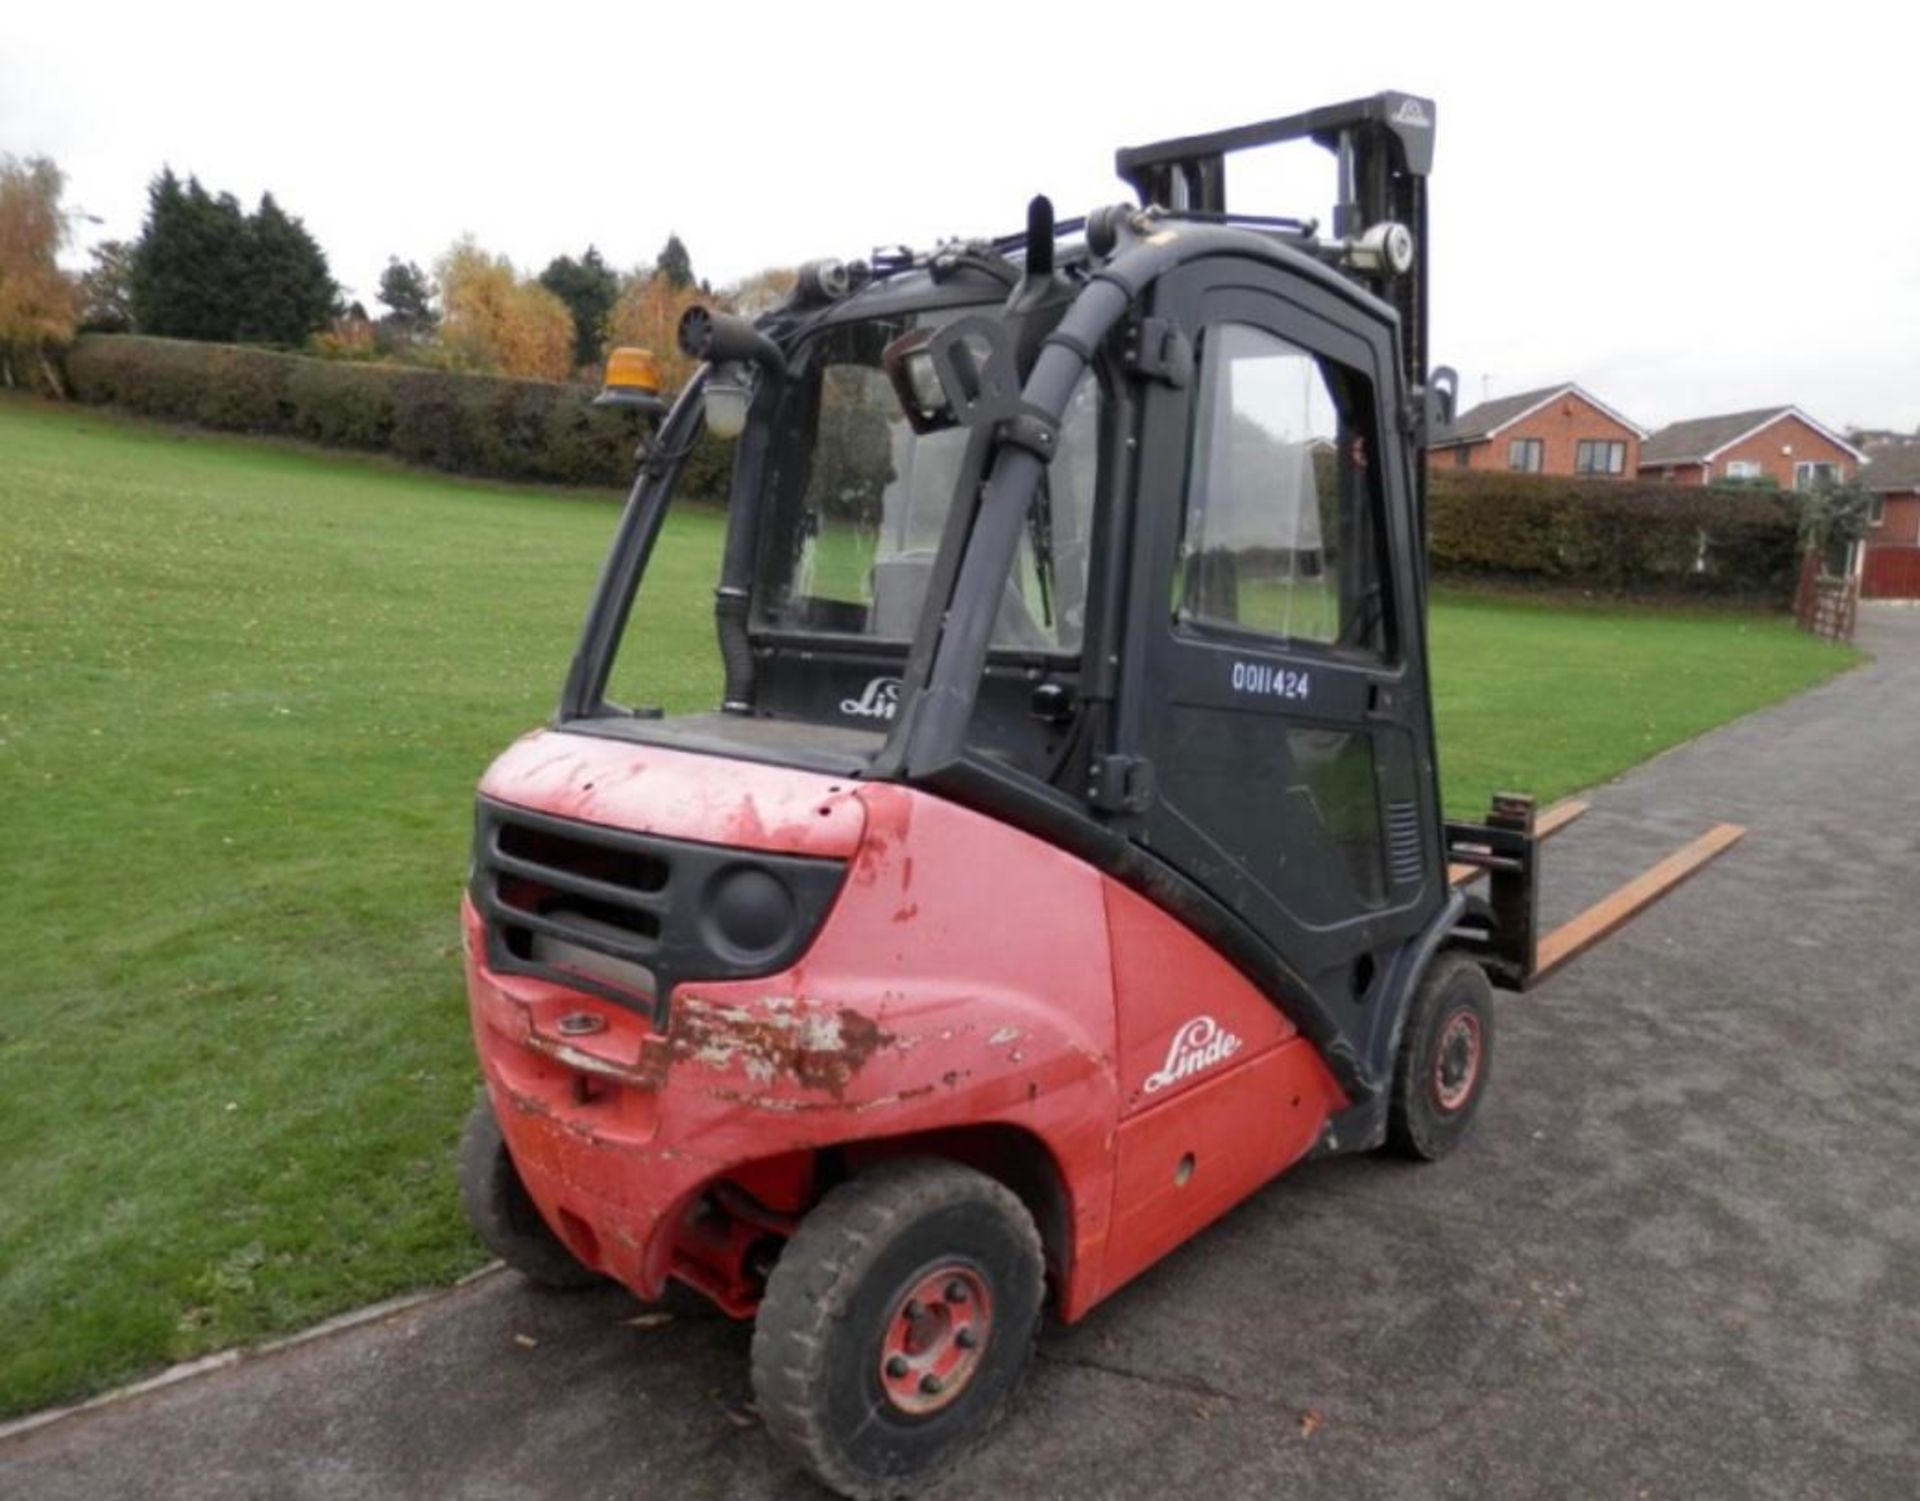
[{"xmin": 1171, "ymin": 322, "xmax": 1388, "ymax": 658}]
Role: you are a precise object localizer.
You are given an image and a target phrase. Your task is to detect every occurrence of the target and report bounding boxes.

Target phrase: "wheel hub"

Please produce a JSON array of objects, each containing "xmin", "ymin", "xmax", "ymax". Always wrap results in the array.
[
  {"xmin": 1431, "ymin": 1009, "xmax": 1482, "ymax": 1113},
  {"xmin": 877, "ymin": 1264, "xmax": 991, "ymax": 1415}
]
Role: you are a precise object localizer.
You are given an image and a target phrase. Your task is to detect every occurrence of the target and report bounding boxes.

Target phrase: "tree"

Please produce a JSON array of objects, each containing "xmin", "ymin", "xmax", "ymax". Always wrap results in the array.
[
  {"xmin": 376, "ymin": 257, "xmax": 437, "ymax": 334},
  {"xmin": 724, "ymin": 265, "xmax": 797, "ymax": 318},
  {"xmin": 130, "ymin": 170, "xmax": 335, "ymax": 345},
  {"xmin": 655, "ymin": 232, "xmax": 694, "ymax": 290},
  {"xmin": 1798, "ymin": 481, "xmax": 1873, "ymax": 578},
  {"xmin": 436, "ymin": 237, "xmax": 573, "ymax": 381},
  {"xmin": 0, "ymin": 154, "xmax": 78, "ymax": 391},
  {"xmin": 538, "ymin": 246, "xmax": 619, "ymax": 369},
  {"xmin": 235, "ymin": 192, "xmax": 335, "ymax": 345},
  {"xmin": 76, "ymin": 239, "xmax": 136, "ymax": 332},
  {"xmin": 130, "ymin": 170, "xmax": 249, "ymax": 340}
]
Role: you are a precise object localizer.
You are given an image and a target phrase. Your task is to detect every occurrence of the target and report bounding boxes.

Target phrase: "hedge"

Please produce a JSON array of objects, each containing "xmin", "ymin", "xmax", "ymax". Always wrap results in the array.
[
  {"xmin": 63, "ymin": 334, "xmax": 733, "ymax": 499},
  {"xmin": 60, "ymin": 336, "xmax": 1803, "ymax": 602},
  {"xmin": 1427, "ymin": 468, "xmax": 1802, "ymax": 601}
]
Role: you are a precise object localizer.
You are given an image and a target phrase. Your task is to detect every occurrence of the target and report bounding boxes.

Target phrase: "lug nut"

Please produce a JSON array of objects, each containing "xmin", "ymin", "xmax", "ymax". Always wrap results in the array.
[
  {"xmin": 919, "ymin": 1374, "xmax": 943, "ymax": 1396},
  {"xmin": 885, "ymin": 1355, "xmax": 910, "ymax": 1379},
  {"xmin": 955, "ymin": 1328, "xmax": 978, "ymax": 1350},
  {"xmin": 903, "ymin": 1299, "xmax": 924, "ymax": 1320},
  {"xmin": 944, "ymin": 1280, "xmax": 969, "ymax": 1304}
]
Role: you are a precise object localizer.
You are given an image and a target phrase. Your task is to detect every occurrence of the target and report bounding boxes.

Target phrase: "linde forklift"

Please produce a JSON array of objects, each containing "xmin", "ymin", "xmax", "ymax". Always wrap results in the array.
[{"xmin": 456, "ymin": 92, "xmax": 1741, "ymax": 1497}]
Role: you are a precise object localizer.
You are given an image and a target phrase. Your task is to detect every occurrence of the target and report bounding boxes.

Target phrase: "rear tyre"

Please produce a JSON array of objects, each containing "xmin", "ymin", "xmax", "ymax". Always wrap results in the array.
[
  {"xmin": 1387, "ymin": 951, "xmax": 1495, "ymax": 1161},
  {"xmin": 751, "ymin": 1158, "xmax": 1045, "ymax": 1500},
  {"xmin": 457, "ymin": 1093, "xmax": 599, "ymax": 1289}
]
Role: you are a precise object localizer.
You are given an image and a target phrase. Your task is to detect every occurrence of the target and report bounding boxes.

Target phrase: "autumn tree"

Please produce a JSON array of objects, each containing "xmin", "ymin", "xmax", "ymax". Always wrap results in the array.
[
  {"xmin": 723, "ymin": 265, "xmax": 797, "ymax": 318},
  {"xmin": 603, "ymin": 266, "xmax": 712, "ymax": 392},
  {"xmin": 77, "ymin": 239, "xmax": 136, "ymax": 332},
  {"xmin": 0, "ymin": 154, "xmax": 78, "ymax": 391},
  {"xmin": 538, "ymin": 246, "xmax": 619, "ymax": 369},
  {"xmin": 436, "ymin": 238, "xmax": 573, "ymax": 381}
]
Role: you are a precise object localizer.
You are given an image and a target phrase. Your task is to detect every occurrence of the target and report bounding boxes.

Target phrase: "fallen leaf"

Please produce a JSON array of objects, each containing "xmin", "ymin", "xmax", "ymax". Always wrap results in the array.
[
  {"xmin": 722, "ymin": 1401, "xmax": 759, "ymax": 1429},
  {"xmin": 624, "ymin": 1311, "xmax": 675, "ymax": 1331},
  {"xmin": 513, "ymin": 1333, "xmax": 538, "ymax": 1349},
  {"xmin": 1298, "ymin": 1408, "xmax": 1324, "ymax": 1439}
]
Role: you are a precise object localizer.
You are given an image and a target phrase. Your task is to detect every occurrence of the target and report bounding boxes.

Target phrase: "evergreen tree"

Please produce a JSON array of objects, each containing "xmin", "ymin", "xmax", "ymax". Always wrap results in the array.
[
  {"xmin": 538, "ymin": 246, "xmax": 619, "ymax": 367},
  {"xmin": 130, "ymin": 171, "xmax": 248, "ymax": 340},
  {"xmin": 236, "ymin": 193, "xmax": 335, "ymax": 345},
  {"xmin": 376, "ymin": 257, "xmax": 437, "ymax": 334},
  {"xmin": 130, "ymin": 170, "xmax": 335, "ymax": 345},
  {"xmin": 655, "ymin": 232, "xmax": 694, "ymax": 291}
]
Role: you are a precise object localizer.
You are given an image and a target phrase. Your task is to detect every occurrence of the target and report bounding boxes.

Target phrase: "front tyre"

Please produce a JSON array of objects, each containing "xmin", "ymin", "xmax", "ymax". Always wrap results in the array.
[
  {"xmin": 751, "ymin": 1159, "xmax": 1045, "ymax": 1499},
  {"xmin": 1387, "ymin": 952, "xmax": 1496, "ymax": 1161},
  {"xmin": 456, "ymin": 1093, "xmax": 599, "ymax": 1289}
]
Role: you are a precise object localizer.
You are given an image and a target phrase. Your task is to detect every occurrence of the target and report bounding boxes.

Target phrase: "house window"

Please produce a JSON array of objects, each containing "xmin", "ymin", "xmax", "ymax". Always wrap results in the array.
[
  {"xmin": 1453, "ymin": 446, "xmax": 1471, "ymax": 468},
  {"xmin": 1575, "ymin": 439, "xmax": 1627, "ymax": 475},
  {"xmin": 1725, "ymin": 460, "xmax": 1763, "ymax": 481},
  {"xmin": 1869, "ymin": 494, "xmax": 1885, "ymax": 527},
  {"xmin": 1507, "ymin": 438, "xmax": 1543, "ymax": 473},
  {"xmin": 1794, "ymin": 461, "xmax": 1841, "ymax": 491}
]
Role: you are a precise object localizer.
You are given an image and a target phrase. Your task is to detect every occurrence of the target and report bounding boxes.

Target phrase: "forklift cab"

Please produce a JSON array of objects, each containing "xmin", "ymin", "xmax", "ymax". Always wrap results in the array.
[{"xmin": 550, "ymin": 91, "xmax": 1449, "ymax": 1111}]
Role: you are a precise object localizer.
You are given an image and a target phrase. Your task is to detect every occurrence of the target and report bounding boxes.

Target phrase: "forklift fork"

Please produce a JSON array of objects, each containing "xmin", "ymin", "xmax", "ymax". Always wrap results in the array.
[{"xmin": 1444, "ymin": 794, "xmax": 1745, "ymax": 990}]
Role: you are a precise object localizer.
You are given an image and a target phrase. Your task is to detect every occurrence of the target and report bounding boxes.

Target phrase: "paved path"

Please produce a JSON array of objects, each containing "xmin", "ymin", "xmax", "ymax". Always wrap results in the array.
[{"xmin": 6, "ymin": 612, "xmax": 1917, "ymax": 1500}]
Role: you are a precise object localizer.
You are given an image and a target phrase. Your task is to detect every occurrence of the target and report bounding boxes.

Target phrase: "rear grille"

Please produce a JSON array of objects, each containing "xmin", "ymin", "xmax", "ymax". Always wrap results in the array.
[
  {"xmin": 1385, "ymin": 800, "xmax": 1424, "ymax": 886},
  {"xmin": 471, "ymin": 797, "xmax": 848, "ymax": 1024}
]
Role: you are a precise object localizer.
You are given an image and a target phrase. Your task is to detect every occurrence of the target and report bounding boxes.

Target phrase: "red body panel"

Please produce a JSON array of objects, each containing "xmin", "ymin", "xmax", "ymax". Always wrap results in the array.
[
  {"xmin": 466, "ymin": 730, "xmax": 1347, "ymax": 1323},
  {"xmin": 479, "ymin": 730, "xmax": 867, "ymax": 858}
]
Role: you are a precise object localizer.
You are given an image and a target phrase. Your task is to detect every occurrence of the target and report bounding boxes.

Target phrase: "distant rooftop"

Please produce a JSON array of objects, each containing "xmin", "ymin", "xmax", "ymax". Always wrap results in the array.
[{"xmin": 1433, "ymin": 383, "xmax": 1646, "ymax": 447}]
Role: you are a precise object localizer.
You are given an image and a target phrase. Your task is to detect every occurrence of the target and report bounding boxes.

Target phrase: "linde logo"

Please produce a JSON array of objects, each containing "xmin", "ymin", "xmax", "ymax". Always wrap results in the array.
[
  {"xmin": 840, "ymin": 676, "xmax": 902, "ymax": 721},
  {"xmin": 1142, "ymin": 1015, "xmax": 1244, "ymax": 1094},
  {"xmin": 1391, "ymin": 98, "xmax": 1433, "ymax": 129}
]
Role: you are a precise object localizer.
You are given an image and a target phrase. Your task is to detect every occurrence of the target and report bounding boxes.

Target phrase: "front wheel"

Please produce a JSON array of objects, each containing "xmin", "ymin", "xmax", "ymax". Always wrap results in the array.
[
  {"xmin": 1387, "ymin": 951, "xmax": 1496, "ymax": 1161},
  {"xmin": 751, "ymin": 1159, "xmax": 1045, "ymax": 1499}
]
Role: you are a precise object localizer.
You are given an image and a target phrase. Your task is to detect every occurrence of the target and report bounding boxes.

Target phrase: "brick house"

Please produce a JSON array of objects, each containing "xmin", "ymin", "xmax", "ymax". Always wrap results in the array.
[
  {"xmin": 1637, "ymin": 406, "xmax": 1866, "ymax": 488},
  {"xmin": 1860, "ymin": 444, "xmax": 1920, "ymax": 599},
  {"xmin": 1429, "ymin": 382, "xmax": 1646, "ymax": 477}
]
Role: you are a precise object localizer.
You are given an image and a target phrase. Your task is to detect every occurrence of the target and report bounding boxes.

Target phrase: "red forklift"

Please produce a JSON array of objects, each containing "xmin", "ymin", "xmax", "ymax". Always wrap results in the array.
[{"xmin": 457, "ymin": 92, "xmax": 1741, "ymax": 1497}]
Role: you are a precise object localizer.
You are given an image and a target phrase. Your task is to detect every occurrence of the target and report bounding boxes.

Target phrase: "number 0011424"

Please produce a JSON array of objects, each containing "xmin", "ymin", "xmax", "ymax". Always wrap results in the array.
[{"xmin": 1231, "ymin": 661, "xmax": 1311, "ymax": 701}]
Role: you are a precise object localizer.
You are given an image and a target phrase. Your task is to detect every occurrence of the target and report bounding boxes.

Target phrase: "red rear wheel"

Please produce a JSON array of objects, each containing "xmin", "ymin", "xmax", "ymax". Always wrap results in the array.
[{"xmin": 752, "ymin": 1159, "xmax": 1043, "ymax": 1499}]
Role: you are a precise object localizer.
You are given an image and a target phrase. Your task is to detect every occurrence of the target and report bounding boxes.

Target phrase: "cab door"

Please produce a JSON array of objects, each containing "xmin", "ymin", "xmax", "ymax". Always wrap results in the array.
[{"xmin": 1112, "ymin": 258, "xmax": 1441, "ymax": 1006}]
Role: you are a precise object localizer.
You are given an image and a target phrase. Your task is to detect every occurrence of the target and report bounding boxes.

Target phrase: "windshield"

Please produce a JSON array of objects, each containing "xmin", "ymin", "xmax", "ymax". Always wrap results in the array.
[{"xmin": 755, "ymin": 310, "xmax": 1098, "ymax": 654}]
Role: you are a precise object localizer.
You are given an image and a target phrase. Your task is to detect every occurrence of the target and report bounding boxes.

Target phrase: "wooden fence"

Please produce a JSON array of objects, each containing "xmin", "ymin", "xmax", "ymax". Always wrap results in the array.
[{"xmin": 1793, "ymin": 552, "xmax": 1859, "ymax": 643}]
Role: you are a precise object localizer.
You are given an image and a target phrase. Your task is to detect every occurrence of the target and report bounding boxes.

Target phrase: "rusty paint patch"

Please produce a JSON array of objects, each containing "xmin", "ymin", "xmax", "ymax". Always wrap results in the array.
[{"xmin": 641, "ymin": 996, "xmax": 895, "ymax": 1099}]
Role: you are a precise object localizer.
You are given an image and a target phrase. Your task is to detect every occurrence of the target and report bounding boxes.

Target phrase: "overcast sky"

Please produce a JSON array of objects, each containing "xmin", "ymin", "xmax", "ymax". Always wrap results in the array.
[{"xmin": 6, "ymin": 2, "xmax": 1917, "ymax": 432}]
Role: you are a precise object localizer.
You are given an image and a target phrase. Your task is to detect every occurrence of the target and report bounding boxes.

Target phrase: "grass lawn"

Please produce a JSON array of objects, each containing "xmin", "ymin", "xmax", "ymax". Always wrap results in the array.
[{"xmin": 0, "ymin": 397, "xmax": 1858, "ymax": 1417}]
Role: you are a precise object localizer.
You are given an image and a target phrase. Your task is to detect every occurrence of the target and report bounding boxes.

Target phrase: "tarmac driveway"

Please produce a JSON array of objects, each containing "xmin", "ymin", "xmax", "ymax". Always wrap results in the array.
[{"xmin": 5, "ymin": 611, "xmax": 1916, "ymax": 1500}]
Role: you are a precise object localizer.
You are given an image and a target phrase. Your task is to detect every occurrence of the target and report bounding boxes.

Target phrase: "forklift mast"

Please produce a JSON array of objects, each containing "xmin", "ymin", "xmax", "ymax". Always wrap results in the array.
[
  {"xmin": 1116, "ymin": 93, "xmax": 1444, "ymax": 527},
  {"xmin": 1116, "ymin": 91, "xmax": 1434, "ymax": 396}
]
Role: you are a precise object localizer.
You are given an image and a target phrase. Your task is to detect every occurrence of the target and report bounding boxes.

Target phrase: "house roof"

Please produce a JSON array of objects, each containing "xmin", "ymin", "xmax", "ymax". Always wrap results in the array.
[
  {"xmin": 1862, "ymin": 443, "xmax": 1920, "ymax": 494},
  {"xmin": 1432, "ymin": 383, "xmax": 1648, "ymax": 448},
  {"xmin": 1641, "ymin": 406, "xmax": 1870, "ymax": 466}
]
